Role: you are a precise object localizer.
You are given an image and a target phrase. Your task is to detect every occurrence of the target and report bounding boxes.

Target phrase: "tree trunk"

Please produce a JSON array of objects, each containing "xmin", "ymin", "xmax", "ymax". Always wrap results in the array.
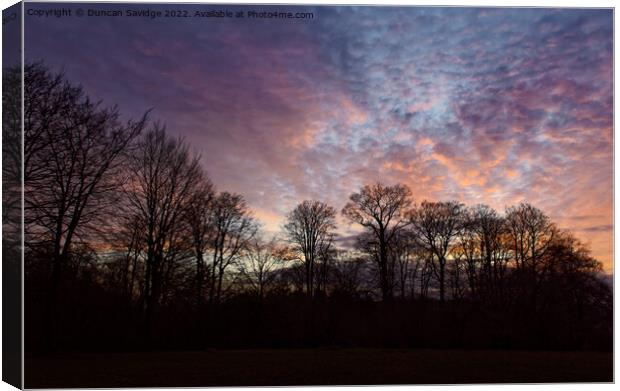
[
  {"xmin": 439, "ymin": 258, "xmax": 446, "ymax": 302},
  {"xmin": 195, "ymin": 252, "xmax": 204, "ymax": 307},
  {"xmin": 45, "ymin": 250, "xmax": 64, "ymax": 352},
  {"xmin": 379, "ymin": 239, "xmax": 392, "ymax": 301}
]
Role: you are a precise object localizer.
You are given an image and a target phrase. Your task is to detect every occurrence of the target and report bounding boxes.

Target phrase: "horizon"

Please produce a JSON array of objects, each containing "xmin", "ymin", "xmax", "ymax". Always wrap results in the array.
[{"xmin": 23, "ymin": 3, "xmax": 613, "ymax": 271}]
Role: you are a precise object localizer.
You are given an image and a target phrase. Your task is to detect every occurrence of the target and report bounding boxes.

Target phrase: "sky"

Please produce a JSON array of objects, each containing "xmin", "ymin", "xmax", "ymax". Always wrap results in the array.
[{"xmin": 24, "ymin": 3, "xmax": 613, "ymax": 270}]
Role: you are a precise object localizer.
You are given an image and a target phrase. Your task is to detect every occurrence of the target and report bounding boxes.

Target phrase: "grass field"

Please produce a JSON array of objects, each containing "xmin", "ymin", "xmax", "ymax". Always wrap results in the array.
[{"xmin": 25, "ymin": 348, "xmax": 613, "ymax": 388}]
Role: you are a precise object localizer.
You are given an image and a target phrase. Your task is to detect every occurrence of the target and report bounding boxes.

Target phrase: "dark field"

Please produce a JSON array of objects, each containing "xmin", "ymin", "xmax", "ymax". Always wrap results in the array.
[{"xmin": 25, "ymin": 349, "xmax": 613, "ymax": 388}]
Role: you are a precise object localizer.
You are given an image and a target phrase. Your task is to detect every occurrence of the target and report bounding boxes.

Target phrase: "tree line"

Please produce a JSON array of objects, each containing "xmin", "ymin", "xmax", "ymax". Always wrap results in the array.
[{"xmin": 5, "ymin": 63, "xmax": 611, "ymax": 353}]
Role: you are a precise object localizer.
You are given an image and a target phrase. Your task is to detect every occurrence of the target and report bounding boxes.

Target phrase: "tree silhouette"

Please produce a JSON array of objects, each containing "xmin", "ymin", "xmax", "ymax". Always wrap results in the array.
[
  {"xmin": 343, "ymin": 183, "xmax": 413, "ymax": 301},
  {"xmin": 237, "ymin": 236, "xmax": 283, "ymax": 301},
  {"xmin": 17, "ymin": 62, "xmax": 148, "ymax": 350},
  {"xmin": 331, "ymin": 254, "xmax": 367, "ymax": 298},
  {"xmin": 409, "ymin": 201, "xmax": 464, "ymax": 302},
  {"xmin": 122, "ymin": 126, "xmax": 202, "ymax": 338},
  {"xmin": 284, "ymin": 200, "xmax": 337, "ymax": 297},
  {"xmin": 505, "ymin": 202, "xmax": 557, "ymax": 304},
  {"xmin": 208, "ymin": 192, "xmax": 257, "ymax": 303},
  {"xmin": 390, "ymin": 230, "xmax": 419, "ymax": 299},
  {"xmin": 184, "ymin": 176, "xmax": 216, "ymax": 308}
]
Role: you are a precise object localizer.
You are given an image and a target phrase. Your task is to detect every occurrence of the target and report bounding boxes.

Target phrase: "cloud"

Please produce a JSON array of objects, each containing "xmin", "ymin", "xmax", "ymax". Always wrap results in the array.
[
  {"xmin": 25, "ymin": 4, "xmax": 613, "ymax": 270},
  {"xmin": 578, "ymin": 225, "xmax": 614, "ymax": 233}
]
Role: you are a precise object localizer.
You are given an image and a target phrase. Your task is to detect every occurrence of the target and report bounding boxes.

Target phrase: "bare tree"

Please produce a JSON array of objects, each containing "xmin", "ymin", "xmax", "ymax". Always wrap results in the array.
[
  {"xmin": 184, "ymin": 177, "xmax": 216, "ymax": 307},
  {"xmin": 20, "ymin": 63, "xmax": 148, "ymax": 349},
  {"xmin": 390, "ymin": 231, "xmax": 418, "ymax": 300},
  {"xmin": 410, "ymin": 201, "xmax": 464, "ymax": 302},
  {"xmin": 342, "ymin": 183, "xmax": 412, "ymax": 301},
  {"xmin": 237, "ymin": 237, "xmax": 283, "ymax": 300},
  {"xmin": 284, "ymin": 200, "xmax": 337, "ymax": 297},
  {"xmin": 108, "ymin": 217, "xmax": 144, "ymax": 303},
  {"xmin": 122, "ymin": 126, "xmax": 202, "ymax": 336},
  {"xmin": 24, "ymin": 71, "xmax": 147, "ymax": 274},
  {"xmin": 536, "ymin": 230, "xmax": 609, "ymax": 345},
  {"xmin": 331, "ymin": 254, "xmax": 367, "ymax": 298},
  {"xmin": 2, "ymin": 64, "xmax": 22, "ymax": 233},
  {"xmin": 315, "ymin": 240, "xmax": 336, "ymax": 297},
  {"xmin": 448, "ymin": 256, "xmax": 466, "ymax": 301},
  {"xmin": 453, "ymin": 217, "xmax": 481, "ymax": 300},
  {"xmin": 506, "ymin": 203, "xmax": 556, "ymax": 274},
  {"xmin": 407, "ymin": 255, "xmax": 423, "ymax": 299},
  {"xmin": 2, "ymin": 64, "xmax": 23, "ymax": 310},
  {"xmin": 208, "ymin": 192, "xmax": 257, "ymax": 303},
  {"xmin": 418, "ymin": 256, "xmax": 434, "ymax": 299},
  {"xmin": 468, "ymin": 205, "xmax": 510, "ymax": 303}
]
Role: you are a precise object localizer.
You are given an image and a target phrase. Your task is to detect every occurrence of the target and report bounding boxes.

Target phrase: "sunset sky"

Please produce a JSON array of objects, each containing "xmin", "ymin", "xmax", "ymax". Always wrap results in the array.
[{"xmin": 24, "ymin": 4, "xmax": 613, "ymax": 270}]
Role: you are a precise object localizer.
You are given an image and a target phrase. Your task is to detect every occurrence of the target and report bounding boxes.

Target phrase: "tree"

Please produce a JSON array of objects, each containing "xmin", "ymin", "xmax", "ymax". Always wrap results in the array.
[
  {"xmin": 454, "ymin": 205, "xmax": 510, "ymax": 302},
  {"xmin": 208, "ymin": 192, "xmax": 257, "ymax": 303},
  {"xmin": 20, "ymin": 62, "xmax": 148, "ymax": 349},
  {"xmin": 184, "ymin": 177, "xmax": 216, "ymax": 307},
  {"xmin": 2, "ymin": 63, "xmax": 22, "ymax": 235},
  {"xmin": 410, "ymin": 201, "xmax": 464, "ymax": 302},
  {"xmin": 390, "ymin": 231, "xmax": 418, "ymax": 300},
  {"xmin": 284, "ymin": 200, "xmax": 337, "ymax": 297},
  {"xmin": 2, "ymin": 64, "xmax": 23, "ymax": 295},
  {"xmin": 315, "ymin": 238, "xmax": 336, "ymax": 297},
  {"xmin": 505, "ymin": 203, "xmax": 556, "ymax": 269},
  {"xmin": 108, "ymin": 216, "xmax": 144, "ymax": 303},
  {"xmin": 453, "ymin": 214, "xmax": 481, "ymax": 300},
  {"xmin": 535, "ymin": 230, "xmax": 610, "ymax": 348},
  {"xmin": 123, "ymin": 126, "xmax": 202, "ymax": 336},
  {"xmin": 237, "ymin": 237, "xmax": 283, "ymax": 300},
  {"xmin": 342, "ymin": 183, "xmax": 412, "ymax": 301},
  {"xmin": 505, "ymin": 202, "xmax": 557, "ymax": 299},
  {"xmin": 331, "ymin": 254, "xmax": 367, "ymax": 298}
]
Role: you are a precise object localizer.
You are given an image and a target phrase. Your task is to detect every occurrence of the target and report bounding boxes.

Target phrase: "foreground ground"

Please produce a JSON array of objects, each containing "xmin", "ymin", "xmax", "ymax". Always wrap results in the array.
[{"xmin": 25, "ymin": 348, "xmax": 613, "ymax": 387}]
